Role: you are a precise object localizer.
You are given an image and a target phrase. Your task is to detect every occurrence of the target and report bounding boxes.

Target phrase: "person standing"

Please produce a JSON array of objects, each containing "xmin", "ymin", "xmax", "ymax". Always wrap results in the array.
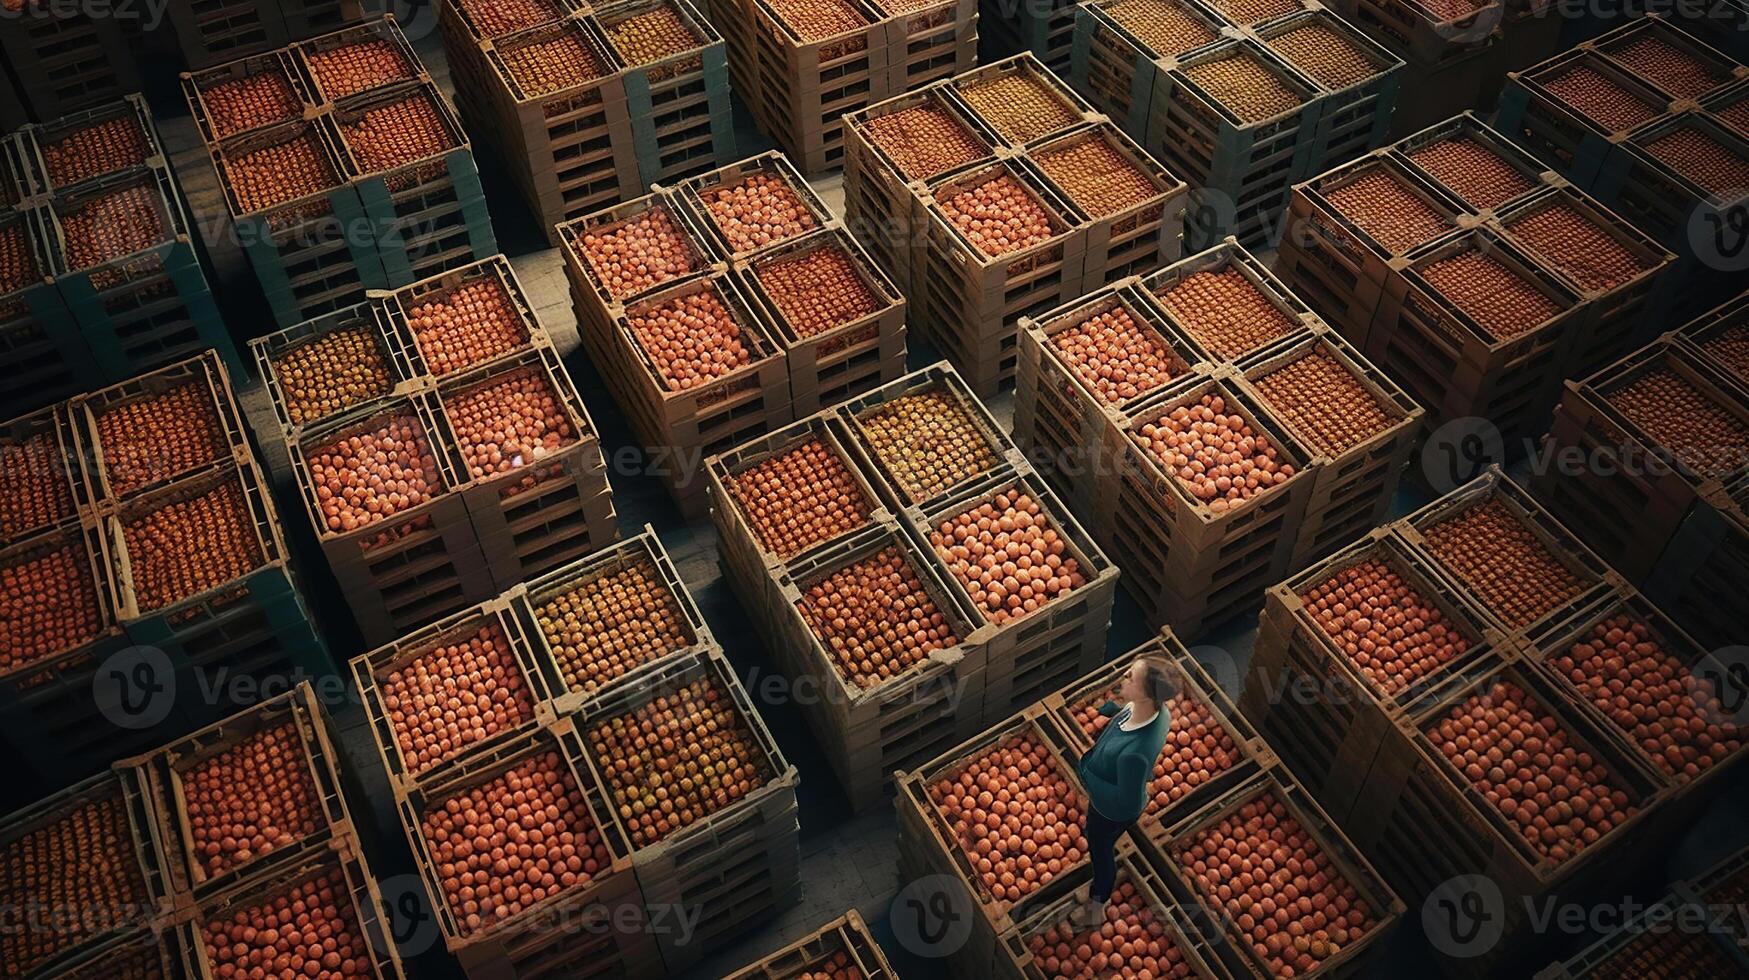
[{"xmin": 1075, "ymin": 657, "xmax": 1177, "ymax": 925}]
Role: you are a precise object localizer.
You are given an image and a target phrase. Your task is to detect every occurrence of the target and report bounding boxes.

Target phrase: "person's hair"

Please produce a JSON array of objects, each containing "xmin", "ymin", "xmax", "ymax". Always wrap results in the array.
[{"xmin": 1137, "ymin": 658, "xmax": 1180, "ymax": 708}]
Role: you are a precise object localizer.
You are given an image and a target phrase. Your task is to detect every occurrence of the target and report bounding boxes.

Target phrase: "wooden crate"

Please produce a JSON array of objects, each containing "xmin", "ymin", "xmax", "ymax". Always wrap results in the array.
[
  {"xmin": 38, "ymin": 166, "xmax": 243, "ymax": 386},
  {"xmin": 571, "ymin": 649, "xmax": 803, "ymax": 973},
  {"xmin": 1590, "ymin": 111, "xmax": 1749, "ymax": 271},
  {"xmin": 1532, "ymin": 891, "xmax": 1749, "ymax": 980},
  {"xmin": 515, "ymin": 525, "xmax": 716, "ymax": 716},
  {"xmin": 893, "ymin": 706, "xmax": 1094, "ymax": 978},
  {"xmin": 748, "ymin": 0, "xmax": 891, "ymax": 175},
  {"xmin": 880, "ymin": 0, "xmax": 978, "ymax": 93},
  {"xmin": 0, "ymin": 767, "xmax": 176, "ymax": 979},
  {"xmin": 352, "ymin": 599, "xmax": 555, "ymax": 799},
  {"xmin": 0, "ymin": 517, "xmax": 131, "ymax": 787},
  {"xmin": 181, "ymin": 50, "xmax": 320, "ymax": 146},
  {"xmin": 378, "ymin": 254, "xmax": 542, "ymax": 379},
  {"xmin": 722, "ymin": 908, "xmax": 900, "ymax": 978},
  {"xmin": 1588, "ymin": 12, "xmax": 1746, "ymax": 103},
  {"xmin": 251, "ymin": 301, "xmax": 421, "ymax": 437},
  {"xmin": 1045, "ymin": 631, "xmax": 1274, "ymax": 839},
  {"xmin": 736, "ymin": 226, "xmax": 909, "ymax": 416},
  {"xmin": 999, "ymin": 845, "xmax": 1231, "ymax": 980},
  {"xmin": 1013, "ymin": 282, "xmax": 1210, "ymax": 516},
  {"xmin": 1673, "ymin": 287, "xmax": 1749, "ymax": 386},
  {"xmin": 1028, "ymin": 122, "xmax": 1190, "ymax": 290},
  {"xmin": 598, "ymin": 0, "xmax": 737, "ymax": 188},
  {"xmin": 1136, "ymin": 769, "xmax": 1405, "ymax": 980},
  {"xmin": 557, "ymin": 189, "xmax": 721, "ymax": 359},
  {"xmin": 1260, "ymin": 9, "xmax": 1406, "ymax": 167},
  {"xmin": 707, "ymin": 412, "xmax": 896, "ymax": 628},
  {"xmin": 980, "ymin": 0, "xmax": 1077, "ymax": 75},
  {"xmin": 174, "ymin": 835, "xmax": 405, "ymax": 980},
  {"xmin": 30, "ymin": 926, "xmax": 175, "ymax": 980},
  {"xmin": 1235, "ymin": 325, "xmax": 1426, "ymax": 569},
  {"xmin": 1138, "ymin": 236, "xmax": 1320, "ymax": 362},
  {"xmin": 331, "ymin": 80, "xmax": 498, "ymax": 287},
  {"xmin": 207, "ymin": 117, "xmax": 386, "ymax": 328},
  {"xmin": 1274, "ymin": 151, "xmax": 1468, "ymax": 344},
  {"xmin": 1100, "ymin": 372, "xmax": 1317, "ymax": 640},
  {"xmin": 951, "ymin": 52, "xmax": 1097, "ymax": 151},
  {"xmin": 1400, "ymin": 465, "xmax": 1619, "ymax": 647},
  {"xmin": 1069, "ymin": 0, "xmax": 1226, "ymax": 140},
  {"xmin": 292, "ymin": 15, "xmax": 423, "ymax": 105},
  {"xmin": 16, "ymin": 93, "xmax": 167, "ymax": 197},
  {"xmin": 763, "ymin": 520, "xmax": 991, "ymax": 812},
  {"xmin": 601, "ymin": 272, "xmax": 793, "ymax": 516},
  {"xmin": 1525, "ymin": 589, "xmax": 1749, "ymax": 820},
  {"xmin": 916, "ymin": 157, "xmax": 1090, "ymax": 396},
  {"xmin": 1493, "ymin": 184, "xmax": 1676, "ymax": 383},
  {"xmin": 0, "ymin": 401, "xmax": 90, "ymax": 543},
  {"xmin": 1365, "ymin": 225, "xmax": 1585, "ymax": 452},
  {"xmin": 676, "ymin": 151, "xmax": 836, "ymax": 263},
  {"xmin": 1495, "ymin": 49, "xmax": 1675, "ymax": 188},
  {"xmin": 1645, "ymin": 476, "xmax": 1749, "ymax": 654},
  {"xmin": 102, "ymin": 457, "xmax": 335, "ymax": 732},
  {"xmin": 388, "ymin": 717, "xmax": 661, "ymax": 980},
  {"xmin": 1703, "ymin": 76, "xmax": 1749, "ymax": 140},
  {"xmin": 1533, "ymin": 338, "xmax": 1748, "ymax": 583},
  {"xmin": 841, "ymin": 82, "xmax": 1002, "ymax": 298},
  {"xmin": 0, "ymin": 4, "xmax": 139, "ymax": 122},
  {"xmin": 434, "ymin": 342, "xmax": 619, "ymax": 592},
  {"xmin": 1342, "ymin": 653, "xmax": 1668, "ymax": 968},
  {"xmin": 141, "ymin": 682, "xmax": 352, "ymax": 901},
  {"xmin": 0, "ymin": 206, "xmax": 91, "ymax": 419},
  {"xmin": 1391, "ymin": 111, "xmax": 1557, "ymax": 217},
  {"xmin": 1237, "ymin": 527, "xmax": 1508, "ymax": 822},
  {"xmin": 287, "ymin": 390, "xmax": 494, "ymax": 646},
  {"xmin": 475, "ymin": 15, "xmax": 638, "ymax": 245},
  {"xmin": 166, "ymin": 0, "xmax": 291, "ymax": 70},
  {"xmin": 912, "ymin": 471, "xmax": 1119, "ymax": 719},
  {"xmin": 839, "ymin": 360, "xmax": 1029, "ymax": 515},
  {"xmin": 69, "ymin": 351, "xmax": 252, "ymax": 506}
]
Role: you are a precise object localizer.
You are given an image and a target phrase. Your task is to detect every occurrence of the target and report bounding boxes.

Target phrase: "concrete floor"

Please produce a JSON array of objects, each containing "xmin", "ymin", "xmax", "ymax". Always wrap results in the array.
[{"xmin": 131, "ymin": 19, "xmax": 1749, "ymax": 980}]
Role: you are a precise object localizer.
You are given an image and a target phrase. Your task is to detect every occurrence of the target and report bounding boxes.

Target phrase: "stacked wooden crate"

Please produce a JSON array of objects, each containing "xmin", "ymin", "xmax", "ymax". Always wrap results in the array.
[
  {"xmin": 737, "ymin": 0, "xmax": 978, "ymax": 175},
  {"xmin": 1016, "ymin": 240, "xmax": 1424, "ymax": 639},
  {"xmin": 353, "ymin": 530, "xmax": 801, "ymax": 976},
  {"xmin": 721, "ymin": 909, "xmax": 901, "ymax": 978},
  {"xmin": 0, "ymin": 1, "xmax": 139, "ymax": 123},
  {"xmin": 1495, "ymin": 14, "xmax": 1748, "ymax": 322},
  {"xmin": 165, "ymin": 0, "xmax": 365, "ymax": 69},
  {"xmin": 0, "ymin": 353, "xmax": 335, "ymax": 792},
  {"xmin": 443, "ymin": 0, "xmax": 736, "ymax": 238},
  {"xmin": 184, "ymin": 15, "xmax": 499, "ymax": 329},
  {"xmin": 895, "ymin": 631, "xmax": 1405, "ymax": 980},
  {"xmin": 257, "ymin": 255, "xmax": 617, "ymax": 647},
  {"xmin": 707, "ymin": 362, "xmax": 1117, "ymax": 811},
  {"xmin": 1243, "ymin": 465, "xmax": 1749, "ymax": 974},
  {"xmin": 1070, "ymin": 0, "xmax": 1406, "ymax": 249},
  {"xmin": 1533, "ymin": 306, "xmax": 1749, "ymax": 654},
  {"xmin": 561, "ymin": 152, "xmax": 908, "ymax": 516},
  {"xmin": 844, "ymin": 54, "xmax": 1190, "ymax": 395},
  {"xmin": 2, "ymin": 95, "xmax": 243, "ymax": 419},
  {"xmin": 1277, "ymin": 110, "xmax": 1676, "ymax": 458}
]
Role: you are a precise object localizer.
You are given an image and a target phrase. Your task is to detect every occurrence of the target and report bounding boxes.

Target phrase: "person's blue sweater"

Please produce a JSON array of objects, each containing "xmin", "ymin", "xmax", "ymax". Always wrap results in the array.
[{"xmin": 1077, "ymin": 701, "xmax": 1171, "ymax": 823}]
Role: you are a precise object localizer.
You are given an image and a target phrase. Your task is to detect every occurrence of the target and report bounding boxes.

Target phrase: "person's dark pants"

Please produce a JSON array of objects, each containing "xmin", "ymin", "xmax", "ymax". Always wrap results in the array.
[{"xmin": 1085, "ymin": 806, "xmax": 1131, "ymax": 903}]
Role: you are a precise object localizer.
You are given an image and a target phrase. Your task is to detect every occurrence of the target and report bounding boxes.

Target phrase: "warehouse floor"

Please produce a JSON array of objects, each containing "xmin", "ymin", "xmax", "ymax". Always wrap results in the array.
[{"xmin": 136, "ymin": 20, "xmax": 1749, "ymax": 979}]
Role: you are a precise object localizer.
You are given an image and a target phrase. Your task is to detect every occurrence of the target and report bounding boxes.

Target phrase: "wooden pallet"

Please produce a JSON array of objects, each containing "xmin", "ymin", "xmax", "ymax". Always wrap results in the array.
[{"xmin": 721, "ymin": 908, "xmax": 900, "ymax": 978}]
